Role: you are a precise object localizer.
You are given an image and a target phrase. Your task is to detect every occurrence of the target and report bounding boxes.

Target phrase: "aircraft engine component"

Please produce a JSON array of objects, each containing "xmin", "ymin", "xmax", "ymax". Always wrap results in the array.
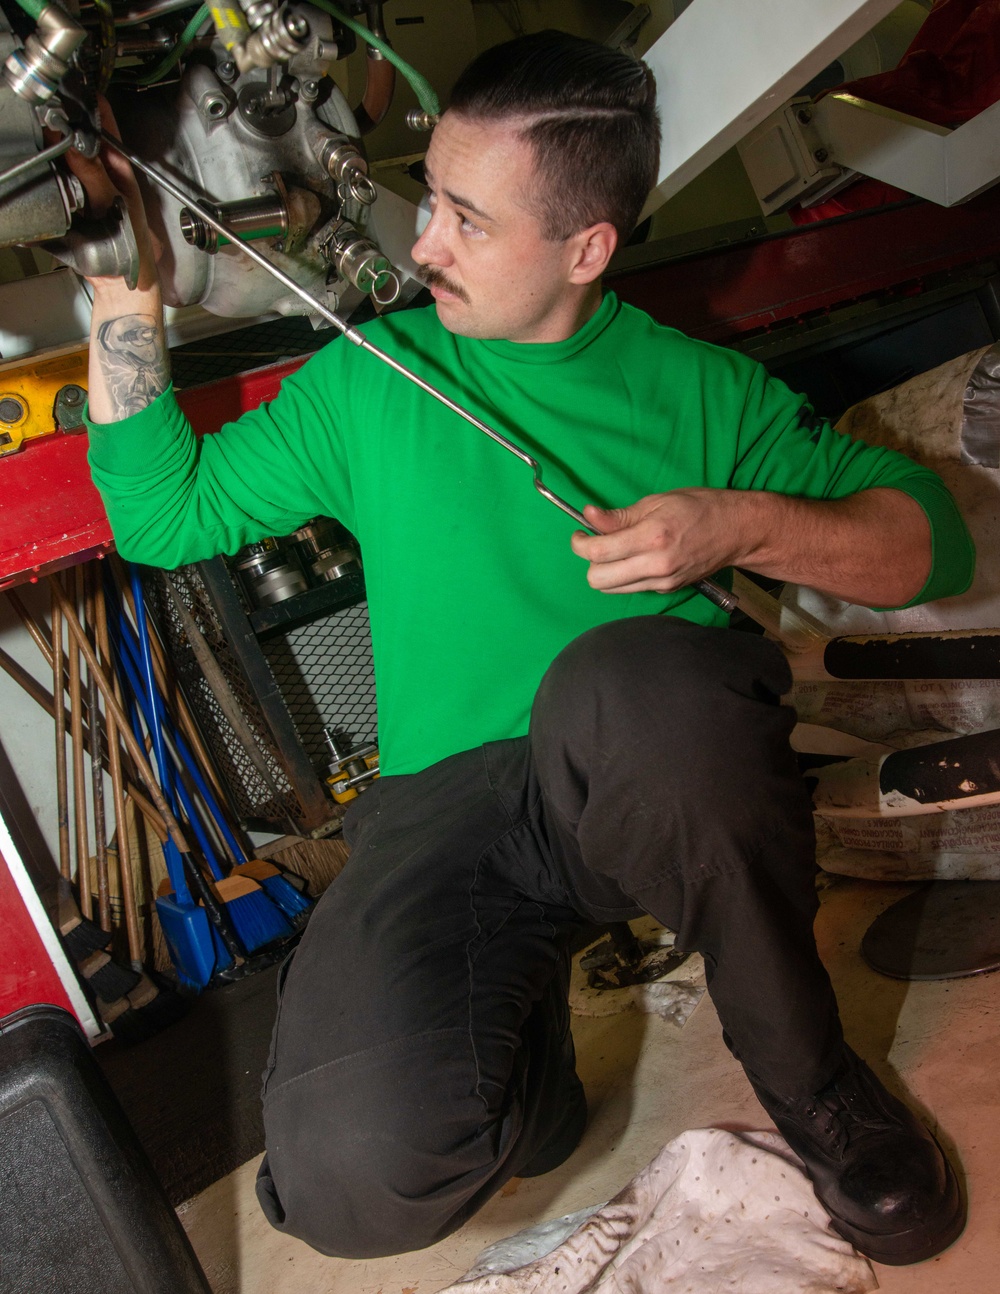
[{"xmin": 0, "ymin": 0, "xmax": 408, "ymax": 321}]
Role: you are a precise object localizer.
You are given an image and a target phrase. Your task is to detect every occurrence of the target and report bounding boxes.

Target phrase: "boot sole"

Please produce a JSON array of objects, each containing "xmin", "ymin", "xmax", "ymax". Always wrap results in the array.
[{"xmin": 826, "ymin": 1158, "xmax": 966, "ymax": 1266}]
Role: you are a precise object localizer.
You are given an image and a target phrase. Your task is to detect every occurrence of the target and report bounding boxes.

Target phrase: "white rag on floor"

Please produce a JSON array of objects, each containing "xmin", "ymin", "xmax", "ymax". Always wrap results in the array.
[{"xmin": 443, "ymin": 1129, "xmax": 877, "ymax": 1294}]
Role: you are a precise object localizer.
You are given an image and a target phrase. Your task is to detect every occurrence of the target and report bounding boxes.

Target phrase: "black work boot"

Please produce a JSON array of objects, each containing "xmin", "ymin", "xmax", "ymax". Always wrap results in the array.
[{"xmin": 748, "ymin": 1046, "xmax": 965, "ymax": 1266}]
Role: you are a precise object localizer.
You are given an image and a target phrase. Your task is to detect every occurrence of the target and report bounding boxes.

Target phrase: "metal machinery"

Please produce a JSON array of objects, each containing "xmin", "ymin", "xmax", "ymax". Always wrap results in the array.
[
  {"xmin": 0, "ymin": 0, "xmax": 411, "ymax": 319},
  {"xmin": 0, "ymin": 0, "xmax": 435, "ymax": 470}
]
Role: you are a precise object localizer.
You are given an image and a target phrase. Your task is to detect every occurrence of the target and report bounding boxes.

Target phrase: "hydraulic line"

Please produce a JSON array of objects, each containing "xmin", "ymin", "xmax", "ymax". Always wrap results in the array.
[
  {"xmin": 100, "ymin": 131, "xmax": 750, "ymax": 623},
  {"xmin": 309, "ymin": 0, "xmax": 439, "ymax": 118},
  {"xmin": 0, "ymin": 130, "xmax": 72, "ymax": 195},
  {"xmin": 132, "ymin": 3, "xmax": 211, "ymax": 83},
  {"xmin": 9, "ymin": 0, "xmax": 47, "ymax": 22}
]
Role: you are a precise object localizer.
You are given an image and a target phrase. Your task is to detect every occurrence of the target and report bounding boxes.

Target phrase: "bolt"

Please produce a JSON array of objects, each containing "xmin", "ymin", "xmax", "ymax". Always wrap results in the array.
[
  {"xmin": 814, "ymin": 148, "xmax": 829, "ymax": 164},
  {"xmin": 300, "ymin": 79, "xmax": 319, "ymax": 102},
  {"xmin": 0, "ymin": 396, "xmax": 25, "ymax": 423},
  {"xmin": 64, "ymin": 173, "xmax": 86, "ymax": 213},
  {"xmin": 60, "ymin": 385, "xmax": 84, "ymax": 406},
  {"xmin": 217, "ymin": 59, "xmax": 237, "ymax": 82}
]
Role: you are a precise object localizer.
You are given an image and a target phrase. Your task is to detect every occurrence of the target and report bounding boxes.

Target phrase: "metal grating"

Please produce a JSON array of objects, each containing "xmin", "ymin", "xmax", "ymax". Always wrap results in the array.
[
  {"xmin": 148, "ymin": 566, "xmax": 305, "ymax": 824},
  {"xmin": 261, "ymin": 601, "xmax": 377, "ymax": 768},
  {"xmin": 168, "ymin": 316, "xmax": 330, "ymax": 389}
]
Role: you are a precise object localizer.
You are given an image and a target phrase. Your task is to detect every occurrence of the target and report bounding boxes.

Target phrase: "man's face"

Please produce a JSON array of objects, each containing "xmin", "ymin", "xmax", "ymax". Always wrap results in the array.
[{"xmin": 411, "ymin": 112, "xmax": 588, "ymax": 344}]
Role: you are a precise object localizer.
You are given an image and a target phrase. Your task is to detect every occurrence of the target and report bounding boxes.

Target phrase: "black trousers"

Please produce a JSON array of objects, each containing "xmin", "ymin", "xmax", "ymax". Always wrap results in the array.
[{"xmin": 255, "ymin": 616, "xmax": 844, "ymax": 1258}]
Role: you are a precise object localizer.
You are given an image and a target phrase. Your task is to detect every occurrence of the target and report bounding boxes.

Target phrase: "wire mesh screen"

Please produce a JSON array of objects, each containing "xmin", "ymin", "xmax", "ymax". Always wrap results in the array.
[
  {"xmin": 169, "ymin": 316, "xmax": 330, "ymax": 389},
  {"xmin": 261, "ymin": 602, "xmax": 377, "ymax": 767},
  {"xmin": 148, "ymin": 565, "xmax": 305, "ymax": 825}
]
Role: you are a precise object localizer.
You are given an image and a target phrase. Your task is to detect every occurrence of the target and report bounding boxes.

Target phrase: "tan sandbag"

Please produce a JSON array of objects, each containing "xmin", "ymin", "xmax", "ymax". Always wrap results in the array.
[
  {"xmin": 836, "ymin": 342, "xmax": 1000, "ymax": 463},
  {"xmin": 783, "ymin": 345, "xmax": 1000, "ymax": 876}
]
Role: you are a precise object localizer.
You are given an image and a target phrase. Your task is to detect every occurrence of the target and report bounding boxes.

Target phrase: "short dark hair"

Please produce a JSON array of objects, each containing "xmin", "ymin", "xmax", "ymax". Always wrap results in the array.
[{"xmin": 448, "ymin": 30, "xmax": 661, "ymax": 242}]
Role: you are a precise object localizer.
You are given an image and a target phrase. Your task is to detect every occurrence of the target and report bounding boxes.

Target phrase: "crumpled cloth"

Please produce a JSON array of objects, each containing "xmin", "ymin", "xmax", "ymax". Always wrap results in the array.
[{"xmin": 443, "ymin": 1129, "xmax": 876, "ymax": 1294}]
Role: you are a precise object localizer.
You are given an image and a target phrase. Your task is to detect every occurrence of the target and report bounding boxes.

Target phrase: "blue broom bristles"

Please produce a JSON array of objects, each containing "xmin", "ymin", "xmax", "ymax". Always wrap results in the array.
[
  {"xmin": 218, "ymin": 880, "xmax": 295, "ymax": 952},
  {"xmin": 257, "ymin": 872, "xmax": 312, "ymax": 921}
]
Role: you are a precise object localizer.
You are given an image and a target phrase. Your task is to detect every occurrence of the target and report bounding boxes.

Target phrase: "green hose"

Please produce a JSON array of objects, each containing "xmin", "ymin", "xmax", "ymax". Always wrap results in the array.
[
  {"xmin": 309, "ymin": 0, "xmax": 440, "ymax": 118},
  {"xmin": 9, "ymin": 0, "xmax": 47, "ymax": 23},
  {"xmin": 133, "ymin": 4, "xmax": 212, "ymax": 86}
]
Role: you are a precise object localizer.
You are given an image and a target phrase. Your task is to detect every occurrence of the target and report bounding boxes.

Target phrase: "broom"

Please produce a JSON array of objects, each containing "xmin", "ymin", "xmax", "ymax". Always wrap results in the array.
[
  {"xmin": 124, "ymin": 567, "xmax": 294, "ymax": 954},
  {"xmin": 50, "ymin": 577, "xmax": 237, "ymax": 992},
  {"xmin": 132, "ymin": 571, "xmax": 310, "ymax": 919}
]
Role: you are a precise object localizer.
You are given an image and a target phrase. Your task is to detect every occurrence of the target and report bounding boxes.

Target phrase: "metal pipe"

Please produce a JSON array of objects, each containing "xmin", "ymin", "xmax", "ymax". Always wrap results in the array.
[
  {"xmin": 114, "ymin": 0, "xmax": 203, "ymax": 28},
  {"xmin": 0, "ymin": 131, "xmax": 72, "ymax": 197},
  {"xmin": 354, "ymin": 3, "xmax": 395, "ymax": 135},
  {"xmin": 100, "ymin": 131, "xmax": 741, "ymax": 621},
  {"xmin": 180, "ymin": 193, "xmax": 288, "ymax": 253}
]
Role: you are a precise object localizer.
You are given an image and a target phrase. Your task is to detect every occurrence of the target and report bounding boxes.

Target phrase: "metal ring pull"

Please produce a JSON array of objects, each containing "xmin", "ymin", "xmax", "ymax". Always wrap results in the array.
[
  {"xmin": 371, "ymin": 269, "xmax": 400, "ymax": 305},
  {"xmin": 346, "ymin": 167, "xmax": 377, "ymax": 206}
]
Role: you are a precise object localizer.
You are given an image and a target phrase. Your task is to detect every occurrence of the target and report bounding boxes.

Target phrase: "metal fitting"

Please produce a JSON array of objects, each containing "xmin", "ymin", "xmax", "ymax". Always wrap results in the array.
[
  {"xmin": 3, "ymin": 3, "xmax": 87, "ymax": 107},
  {"xmin": 233, "ymin": 537, "xmax": 308, "ymax": 607},
  {"xmin": 323, "ymin": 226, "xmax": 399, "ymax": 304},
  {"xmin": 320, "ymin": 136, "xmax": 376, "ymax": 206},
  {"xmin": 180, "ymin": 191, "xmax": 289, "ymax": 254},
  {"xmin": 240, "ymin": 0, "xmax": 279, "ymax": 28},
  {"xmin": 233, "ymin": 4, "xmax": 310, "ymax": 73},
  {"xmin": 0, "ymin": 396, "xmax": 26, "ymax": 424},
  {"xmin": 198, "ymin": 85, "xmax": 233, "ymax": 121},
  {"xmin": 54, "ymin": 383, "xmax": 86, "ymax": 430},
  {"xmin": 322, "ymin": 728, "xmax": 379, "ymax": 802},
  {"xmin": 406, "ymin": 108, "xmax": 439, "ymax": 133}
]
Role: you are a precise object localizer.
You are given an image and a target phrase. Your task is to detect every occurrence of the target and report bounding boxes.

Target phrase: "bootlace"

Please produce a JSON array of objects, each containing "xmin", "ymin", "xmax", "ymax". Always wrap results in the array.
[{"xmin": 800, "ymin": 1062, "xmax": 895, "ymax": 1157}]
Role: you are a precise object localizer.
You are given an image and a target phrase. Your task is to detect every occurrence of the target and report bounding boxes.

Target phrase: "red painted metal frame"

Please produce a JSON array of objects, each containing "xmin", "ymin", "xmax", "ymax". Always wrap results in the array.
[
  {"xmin": 0, "ymin": 847, "xmax": 77, "ymax": 1021},
  {"xmin": 3, "ymin": 189, "xmax": 1000, "ymax": 589},
  {"xmin": 0, "ymin": 358, "xmax": 305, "ymax": 592},
  {"xmin": 611, "ymin": 188, "xmax": 1000, "ymax": 344}
]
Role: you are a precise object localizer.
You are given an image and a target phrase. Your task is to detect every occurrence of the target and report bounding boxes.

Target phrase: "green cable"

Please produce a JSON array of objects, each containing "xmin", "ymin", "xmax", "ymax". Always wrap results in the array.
[
  {"xmin": 133, "ymin": 3, "xmax": 211, "ymax": 86},
  {"xmin": 309, "ymin": 0, "xmax": 440, "ymax": 118}
]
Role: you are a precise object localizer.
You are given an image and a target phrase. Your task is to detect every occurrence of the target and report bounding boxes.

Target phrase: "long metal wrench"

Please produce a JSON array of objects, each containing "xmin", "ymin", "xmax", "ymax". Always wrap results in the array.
[{"xmin": 101, "ymin": 130, "xmax": 741, "ymax": 617}]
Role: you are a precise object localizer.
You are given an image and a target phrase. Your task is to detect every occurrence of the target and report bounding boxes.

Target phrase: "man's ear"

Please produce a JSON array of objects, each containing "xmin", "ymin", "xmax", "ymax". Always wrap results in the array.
[{"xmin": 568, "ymin": 222, "xmax": 618, "ymax": 285}]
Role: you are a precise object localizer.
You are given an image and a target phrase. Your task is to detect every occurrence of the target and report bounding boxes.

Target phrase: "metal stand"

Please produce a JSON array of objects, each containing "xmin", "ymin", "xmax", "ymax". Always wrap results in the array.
[
  {"xmin": 149, "ymin": 555, "xmax": 371, "ymax": 837},
  {"xmin": 861, "ymin": 880, "xmax": 1000, "ymax": 980}
]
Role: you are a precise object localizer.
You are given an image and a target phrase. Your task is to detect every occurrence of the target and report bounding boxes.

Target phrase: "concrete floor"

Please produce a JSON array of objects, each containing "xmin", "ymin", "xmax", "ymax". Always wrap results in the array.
[{"xmin": 179, "ymin": 877, "xmax": 1000, "ymax": 1293}]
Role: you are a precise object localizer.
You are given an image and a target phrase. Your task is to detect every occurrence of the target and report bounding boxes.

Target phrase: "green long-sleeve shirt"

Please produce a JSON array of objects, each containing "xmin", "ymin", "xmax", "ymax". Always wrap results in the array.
[{"xmin": 88, "ymin": 292, "xmax": 974, "ymax": 775}]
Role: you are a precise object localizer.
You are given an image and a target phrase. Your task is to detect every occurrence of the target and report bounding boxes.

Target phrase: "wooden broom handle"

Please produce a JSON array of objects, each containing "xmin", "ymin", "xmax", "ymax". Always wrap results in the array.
[
  {"xmin": 50, "ymin": 579, "xmax": 193, "ymax": 856},
  {"xmin": 7, "ymin": 588, "xmax": 169, "ymax": 843}
]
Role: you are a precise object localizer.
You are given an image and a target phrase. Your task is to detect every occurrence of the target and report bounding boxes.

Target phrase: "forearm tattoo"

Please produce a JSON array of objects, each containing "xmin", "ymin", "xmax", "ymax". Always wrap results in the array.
[{"xmin": 96, "ymin": 313, "xmax": 169, "ymax": 419}]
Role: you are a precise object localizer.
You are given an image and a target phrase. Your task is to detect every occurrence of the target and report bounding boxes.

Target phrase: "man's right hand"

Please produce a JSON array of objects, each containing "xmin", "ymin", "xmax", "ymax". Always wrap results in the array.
[{"xmin": 69, "ymin": 97, "xmax": 170, "ymax": 423}]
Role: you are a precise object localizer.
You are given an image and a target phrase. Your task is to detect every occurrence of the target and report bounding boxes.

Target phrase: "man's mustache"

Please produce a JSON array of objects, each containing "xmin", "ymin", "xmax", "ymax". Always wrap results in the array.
[{"xmin": 417, "ymin": 266, "xmax": 471, "ymax": 304}]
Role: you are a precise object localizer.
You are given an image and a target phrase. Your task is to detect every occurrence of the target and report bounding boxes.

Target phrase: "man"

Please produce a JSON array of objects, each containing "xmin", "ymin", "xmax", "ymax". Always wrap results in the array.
[{"xmin": 82, "ymin": 31, "xmax": 972, "ymax": 1267}]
